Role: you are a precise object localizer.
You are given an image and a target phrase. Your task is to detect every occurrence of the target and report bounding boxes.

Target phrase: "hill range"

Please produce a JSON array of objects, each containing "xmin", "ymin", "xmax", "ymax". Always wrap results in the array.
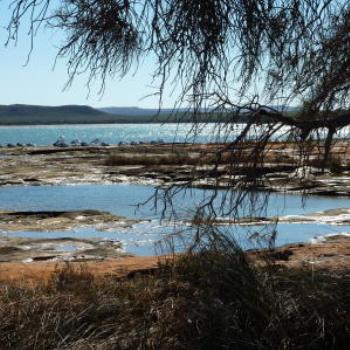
[
  {"xmin": 0, "ymin": 105, "xmax": 206, "ymax": 125},
  {"xmin": 0, "ymin": 104, "xmax": 296, "ymax": 125}
]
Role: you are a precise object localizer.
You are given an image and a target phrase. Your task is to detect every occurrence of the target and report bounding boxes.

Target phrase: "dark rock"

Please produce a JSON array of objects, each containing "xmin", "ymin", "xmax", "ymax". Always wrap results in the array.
[
  {"xmin": 0, "ymin": 246, "xmax": 22, "ymax": 255},
  {"xmin": 269, "ymin": 249, "xmax": 293, "ymax": 261},
  {"xmin": 53, "ymin": 141, "xmax": 68, "ymax": 147},
  {"xmin": 31, "ymin": 255, "xmax": 57, "ymax": 262},
  {"xmin": 53, "ymin": 137, "xmax": 68, "ymax": 147},
  {"xmin": 90, "ymin": 138, "xmax": 101, "ymax": 145}
]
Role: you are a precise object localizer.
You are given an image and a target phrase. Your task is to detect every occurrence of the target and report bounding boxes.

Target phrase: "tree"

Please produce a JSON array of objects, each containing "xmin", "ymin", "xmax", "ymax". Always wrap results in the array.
[
  {"xmin": 2, "ymin": 5, "xmax": 350, "ymax": 348},
  {"xmin": 3, "ymin": 0, "xmax": 350, "ymax": 224}
]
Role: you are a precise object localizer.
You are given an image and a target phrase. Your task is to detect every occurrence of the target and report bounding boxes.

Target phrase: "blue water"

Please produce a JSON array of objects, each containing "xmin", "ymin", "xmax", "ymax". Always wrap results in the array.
[
  {"xmin": 0, "ymin": 184, "xmax": 349, "ymax": 255},
  {"xmin": 8, "ymin": 223, "xmax": 348, "ymax": 256},
  {"xmin": 0, "ymin": 184, "xmax": 349, "ymax": 218},
  {"xmin": 0, "ymin": 124, "xmax": 223, "ymax": 146},
  {"xmin": 0, "ymin": 123, "xmax": 349, "ymax": 255},
  {"xmin": 0, "ymin": 124, "xmax": 348, "ymax": 146}
]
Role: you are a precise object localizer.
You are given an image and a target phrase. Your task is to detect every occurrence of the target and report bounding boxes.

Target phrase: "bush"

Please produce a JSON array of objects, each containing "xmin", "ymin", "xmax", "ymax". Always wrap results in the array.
[
  {"xmin": 0, "ymin": 242, "xmax": 349, "ymax": 349},
  {"xmin": 105, "ymin": 152, "xmax": 200, "ymax": 166}
]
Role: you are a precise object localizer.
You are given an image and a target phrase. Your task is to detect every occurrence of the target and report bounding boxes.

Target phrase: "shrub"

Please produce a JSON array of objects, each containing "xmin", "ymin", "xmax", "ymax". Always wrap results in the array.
[
  {"xmin": 0, "ymin": 243, "xmax": 349, "ymax": 349},
  {"xmin": 105, "ymin": 152, "xmax": 208, "ymax": 166}
]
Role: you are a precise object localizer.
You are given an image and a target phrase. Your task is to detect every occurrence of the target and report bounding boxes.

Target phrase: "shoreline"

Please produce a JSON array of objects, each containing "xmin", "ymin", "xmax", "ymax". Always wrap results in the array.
[
  {"xmin": 1, "ymin": 234, "xmax": 349, "ymax": 286},
  {"xmin": 0, "ymin": 207, "xmax": 349, "ymax": 264},
  {"xmin": 0, "ymin": 142, "xmax": 349, "ymax": 195},
  {"xmin": 0, "ymin": 142, "xmax": 349, "ymax": 280}
]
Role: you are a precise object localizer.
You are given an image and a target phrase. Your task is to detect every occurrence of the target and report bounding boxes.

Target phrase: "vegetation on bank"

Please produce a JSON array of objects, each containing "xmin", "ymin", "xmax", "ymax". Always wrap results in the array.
[
  {"xmin": 1, "ymin": 237, "xmax": 349, "ymax": 349},
  {"xmin": 105, "ymin": 152, "xmax": 204, "ymax": 167},
  {"xmin": 105, "ymin": 144, "xmax": 350, "ymax": 175}
]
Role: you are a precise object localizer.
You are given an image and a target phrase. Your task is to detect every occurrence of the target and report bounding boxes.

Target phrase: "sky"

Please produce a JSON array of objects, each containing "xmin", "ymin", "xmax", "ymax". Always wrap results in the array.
[
  {"xmin": 0, "ymin": 1, "xmax": 277, "ymax": 110},
  {"xmin": 0, "ymin": 1, "xmax": 175, "ymax": 108}
]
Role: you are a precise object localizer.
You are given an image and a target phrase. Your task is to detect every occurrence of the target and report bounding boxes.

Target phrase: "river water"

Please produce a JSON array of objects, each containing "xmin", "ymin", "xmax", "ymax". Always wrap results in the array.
[
  {"xmin": 0, "ymin": 124, "xmax": 349, "ymax": 255},
  {"xmin": 0, "ymin": 124, "xmax": 348, "ymax": 146},
  {"xmin": 0, "ymin": 124, "xmax": 230, "ymax": 145},
  {"xmin": 0, "ymin": 184, "xmax": 349, "ymax": 255}
]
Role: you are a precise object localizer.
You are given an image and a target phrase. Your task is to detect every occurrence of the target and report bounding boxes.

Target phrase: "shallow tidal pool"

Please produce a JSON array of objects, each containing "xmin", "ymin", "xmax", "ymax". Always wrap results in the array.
[{"xmin": 0, "ymin": 184, "xmax": 349, "ymax": 255}]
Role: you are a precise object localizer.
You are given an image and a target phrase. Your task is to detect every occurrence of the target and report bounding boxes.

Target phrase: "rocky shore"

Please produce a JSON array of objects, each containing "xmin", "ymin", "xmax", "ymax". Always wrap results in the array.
[
  {"xmin": 203, "ymin": 208, "xmax": 350, "ymax": 226},
  {"xmin": 0, "ymin": 210, "xmax": 140, "ymax": 263},
  {"xmin": 0, "ymin": 234, "xmax": 349, "ymax": 286},
  {"xmin": 0, "ymin": 209, "xmax": 138, "ymax": 232},
  {"xmin": 0, "ymin": 141, "xmax": 349, "ymax": 195},
  {"xmin": 0, "ymin": 206, "xmax": 349, "ymax": 266},
  {"xmin": 0, "ymin": 141, "xmax": 349, "ymax": 280}
]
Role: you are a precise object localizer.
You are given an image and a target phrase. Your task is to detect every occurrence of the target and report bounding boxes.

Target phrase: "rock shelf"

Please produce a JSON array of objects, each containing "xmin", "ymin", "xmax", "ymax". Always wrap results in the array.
[{"xmin": 0, "ymin": 142, "xmax": 349, "ymax": 195}]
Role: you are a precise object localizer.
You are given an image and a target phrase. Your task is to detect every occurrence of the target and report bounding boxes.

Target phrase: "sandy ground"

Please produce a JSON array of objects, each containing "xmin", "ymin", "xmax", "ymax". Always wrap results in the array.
[
  {"xmin": 1, "ymin": 235, "xmax": 349, "ymax": 286},
  {"xmin": 0, "ymin": 255, "xmax": 163, "ymax": 286},
  {"xmin": 251, "ymin": 234, "xmax": 350, "ymax": 269}
]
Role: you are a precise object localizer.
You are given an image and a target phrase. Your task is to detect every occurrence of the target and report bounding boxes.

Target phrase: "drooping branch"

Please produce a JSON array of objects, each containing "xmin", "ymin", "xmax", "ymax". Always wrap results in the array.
[
  {"xmin": 4, "ymin": 0, "xmax": 349, "ymax": 112},
  {"xmin": 3, "ymin": 0, "xmax": 350, "ymax": 222},
  {"xmin": 258, "ymin": 107, "xmax": 350, "ymax": 131}
]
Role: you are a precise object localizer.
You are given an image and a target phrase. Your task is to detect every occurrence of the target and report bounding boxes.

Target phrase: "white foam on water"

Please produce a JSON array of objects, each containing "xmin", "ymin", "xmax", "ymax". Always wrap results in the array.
[{"xmin": 310, "ymin": 232, "xmax": 350, "ymax": 244}]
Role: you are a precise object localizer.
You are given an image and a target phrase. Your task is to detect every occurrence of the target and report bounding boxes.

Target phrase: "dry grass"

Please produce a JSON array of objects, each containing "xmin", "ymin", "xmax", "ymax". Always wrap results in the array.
[
  {"xmin": 105, "ymin": 146, "xmax": 350, "ymax": 176},
  {"xmin": 0, "ymin": 241, "xmax": 349, "ymax": 349},
  {"xmin": 105, "ymin": 150, "xmax": 267, "ymax": 168},
  {"xmin": 105, "ymin": 152, "xmax": 207, "ymax": 166},
  {"xmin": 306, "ymin": 155, "xmax": 350, "ymax": 173}
]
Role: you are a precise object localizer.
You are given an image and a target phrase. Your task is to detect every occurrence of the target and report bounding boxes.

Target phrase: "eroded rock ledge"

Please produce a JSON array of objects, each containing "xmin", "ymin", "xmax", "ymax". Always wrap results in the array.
[
  {"xmin": 0, "ymin": 236, "xmax": 128, "ymax": 263},
  {"xmin": 0, "ymin": 209, "xmax": 138, "ymax": 232},
  {"xmin": 251, "ymin": 234, "xmax": 350, "ymax": 270},
  {"xmin": 0, "ymin": 142, "xmax": 349, "ymax": 196},
  {"xmin": 0, "ymin": 209, "xmax": 140, "ymax": 263},
  {"xmin": 196, "ymin": 208, "xmax": 350, "ymax": 226}
]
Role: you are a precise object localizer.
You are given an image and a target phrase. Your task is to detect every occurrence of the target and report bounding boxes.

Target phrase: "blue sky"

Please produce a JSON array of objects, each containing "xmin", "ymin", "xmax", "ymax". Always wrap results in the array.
[
  {"xmin": 0, "ymin": 2, "xmax": 174, "ymax": 108},
  {"xmin": 0, "ymin": 1, "xmax": 278, "ymax": 110}
]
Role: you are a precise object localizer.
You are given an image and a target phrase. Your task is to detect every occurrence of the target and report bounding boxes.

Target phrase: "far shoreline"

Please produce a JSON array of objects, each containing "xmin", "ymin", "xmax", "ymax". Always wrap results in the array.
[{"xmin": 0, "ymin": 121, "xmax": 241, "ymax": 126}]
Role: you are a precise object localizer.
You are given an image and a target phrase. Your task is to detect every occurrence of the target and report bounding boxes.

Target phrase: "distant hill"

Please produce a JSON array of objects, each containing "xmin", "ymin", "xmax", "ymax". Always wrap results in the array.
[
  {"xmin": 0, "ymin": 104, "xmax": 197, "ymax": 125},
  {"xmin": 99, "ymin": 105, "xmax": 300, "ymax": 123},
  {"xmin": 0, "ymin": 104, "xmax": 225, "ymax": 124},
  {"xmin": 0, "ymin": 104, "xmax": 300, "ymax": 125},
  {"xmin": 100, "ymin": 106, "xmax": 298, "ymax": 116},
  {"xmin": 0, "ymin": 105, "xmax": 115, "ymax": 125},
  {"xmin": 99, "ymin": 106, "xmax": 183, "ymax": 116}
]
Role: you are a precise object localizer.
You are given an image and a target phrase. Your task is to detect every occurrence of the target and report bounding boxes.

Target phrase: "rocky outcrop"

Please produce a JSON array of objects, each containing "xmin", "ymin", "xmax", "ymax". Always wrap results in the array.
[{"xmin": 0, "ymin": 143, "xmax": 349, "ymax": 196}]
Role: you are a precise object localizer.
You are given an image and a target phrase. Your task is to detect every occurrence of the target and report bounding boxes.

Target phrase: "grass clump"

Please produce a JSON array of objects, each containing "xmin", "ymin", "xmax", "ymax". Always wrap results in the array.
[
  {"xmin": 105, "ymin": 152, "xmax": 202, "ymax": 166},
  {"xmin": 0, "ymin": 241, "xmax": 349, "ymax": 349}
]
